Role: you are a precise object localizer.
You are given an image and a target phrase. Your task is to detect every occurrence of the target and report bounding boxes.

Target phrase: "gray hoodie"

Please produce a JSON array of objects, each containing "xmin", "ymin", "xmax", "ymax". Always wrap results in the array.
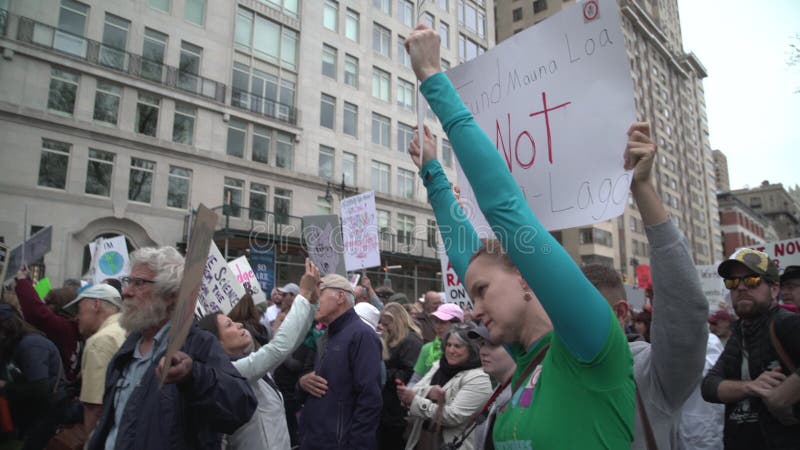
[{"xmin": 631, "ymin": 219, "xmax": 709, "ymax": 450}]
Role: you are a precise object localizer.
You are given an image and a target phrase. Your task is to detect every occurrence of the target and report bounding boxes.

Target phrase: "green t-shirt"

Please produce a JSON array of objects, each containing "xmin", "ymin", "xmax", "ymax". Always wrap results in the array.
[
  {"xmin": 413, "ymin": 337, "xmax": 442, "ymax": 376},
  {"xmin": 493, "ymin": 315, "xmax": 634, "ymax": 449}
]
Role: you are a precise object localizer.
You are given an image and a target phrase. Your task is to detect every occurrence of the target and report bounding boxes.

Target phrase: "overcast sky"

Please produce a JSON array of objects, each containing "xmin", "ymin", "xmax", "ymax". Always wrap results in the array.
[{"xmin": 677, "ymin": 0, "xmax": 799, "ymax": 191}]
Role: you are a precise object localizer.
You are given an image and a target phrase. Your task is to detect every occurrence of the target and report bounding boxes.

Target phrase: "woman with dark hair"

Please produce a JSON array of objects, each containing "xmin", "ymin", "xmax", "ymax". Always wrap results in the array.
[
  {"xmin": 396, "ymin": 324, "xmax": 492, "ymax": 450},
  {"xmin": 229, "ymin": 293, "xmax": 270, "ymax": 346},
  {"xmin": 634, "ymin": 310, "xmax": 652, "ymax": 343},
  {"xmin": 198, "ymin": 259, "xmax": 319, "ymax": 449},
  {"xmin": 0, "ymin": 303, "xmax": 68, "ymax": 449},
  {"xmin": 377, "ymin": 302, "xmax": 423, "ymax": 450}
]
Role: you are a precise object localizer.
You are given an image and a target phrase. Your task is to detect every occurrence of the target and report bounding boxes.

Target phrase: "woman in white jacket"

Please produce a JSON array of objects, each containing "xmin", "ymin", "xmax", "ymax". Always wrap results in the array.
[
  {"xmin": 397, "ymin": 324, "xmax": 492, "ymax": 450},
  {"xmin": 199, "ymin": 259, "xmax": 319, "ymax": 450}
]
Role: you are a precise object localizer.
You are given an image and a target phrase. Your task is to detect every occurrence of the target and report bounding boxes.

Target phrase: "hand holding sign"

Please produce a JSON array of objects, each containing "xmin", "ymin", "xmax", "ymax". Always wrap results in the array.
[
  {"xmin": 405, "ymin": 24, "xmax": 441, "ymax": 82},
  {"xmin": 156, "ymin": 351, "xmax": 193, "ymax": 385},
  {"xmin": 408, "ymin": 125, "xmax": 437, "ymax": 169},
  {"xmin": 624, "ymin": 122, "xmax": 657, "ymax": 186},
  {"xmin": 299, "ymin": 258, "xmax": 321, "ymax": 304}
]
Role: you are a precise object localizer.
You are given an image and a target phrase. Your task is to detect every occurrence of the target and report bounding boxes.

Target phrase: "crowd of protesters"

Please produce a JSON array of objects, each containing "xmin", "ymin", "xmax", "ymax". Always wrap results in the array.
[{"xmin": 2, "ymin": 23, "xmax": 800, "ymax": 450}]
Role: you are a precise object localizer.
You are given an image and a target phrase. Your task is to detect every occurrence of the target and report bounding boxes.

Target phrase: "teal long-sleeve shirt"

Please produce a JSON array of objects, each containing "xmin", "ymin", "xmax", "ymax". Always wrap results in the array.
[{"xmin": 420, "ymin": 72, "xmax": 612, "ymax": 362}]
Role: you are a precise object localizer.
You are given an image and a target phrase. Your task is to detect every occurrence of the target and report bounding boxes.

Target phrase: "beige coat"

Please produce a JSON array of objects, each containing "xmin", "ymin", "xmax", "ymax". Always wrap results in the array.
[{"xmin": 405, "ymin": 362, "xmax": 492, "ymax": 450}]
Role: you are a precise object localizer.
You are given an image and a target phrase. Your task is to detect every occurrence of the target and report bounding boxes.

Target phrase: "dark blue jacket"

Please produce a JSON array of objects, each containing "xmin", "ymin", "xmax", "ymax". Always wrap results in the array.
[
  {"xmin": 299, "ymin": 308, "xmax": 383, "ymax": 450},
  {"xmin": 87, "ymin": 324, "xmax": 257, "ymax": 450}
]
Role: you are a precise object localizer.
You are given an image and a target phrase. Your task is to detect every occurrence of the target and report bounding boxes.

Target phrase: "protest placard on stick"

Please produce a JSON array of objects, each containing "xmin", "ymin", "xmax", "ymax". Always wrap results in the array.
[
  {"xmin": 160, "ymin": 204, "xmax": 217, "ymax": 386},
  {"xmin": 341, "ymin": 192, "xmax": 381, "ymax": 271},
  {"xmin": 303, "ymin": 215, "xmax": 346, "ymax": 276},
  {"xmin": 5, "ymin": 226, "xmax": 53, "ymax": 283}
]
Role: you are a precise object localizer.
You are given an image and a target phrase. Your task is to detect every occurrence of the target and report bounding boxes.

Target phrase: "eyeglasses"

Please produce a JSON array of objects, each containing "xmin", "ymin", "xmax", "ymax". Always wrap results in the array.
[
  {"xmin": 121, "ymin": 277, "xmax": 156, "ymax": 288},
  {"xmin": 724, "ymin": 275, "xmax": 763, "ymax": 290}
]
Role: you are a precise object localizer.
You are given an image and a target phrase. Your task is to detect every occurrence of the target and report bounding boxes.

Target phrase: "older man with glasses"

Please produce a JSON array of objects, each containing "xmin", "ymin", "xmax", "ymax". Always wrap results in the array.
[
  {"xmin": 702, "ymin": 248, "xmax": 800, "ymax": 450},
  {"xmin": 87, "ymin": 246, "xmax": 256, "ymax": 450}
]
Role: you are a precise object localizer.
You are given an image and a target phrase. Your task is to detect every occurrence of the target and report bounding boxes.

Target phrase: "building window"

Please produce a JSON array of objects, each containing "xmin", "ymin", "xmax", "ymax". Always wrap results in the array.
[
  {"xmin": 252, "ymin": 125, "xmax": 270, "ymax": 164},
  {"xmin": 398, "ymin": 214, "xmax": 415, "ymax": 244},
  {"xmin": 320, "ymin": 94, "xmax": 336, "ymax": 129},
  {"xmin": 55, "ymin": 0, "xmax": 89, "ymax": 56},
  {"xmin": 178, "ymin": 41, "xmax": 202, "ymax": 93},
  {"xmin": 373, "ymin": 23, "xmax": 391, "ymax": 58},
  {"xmin": 323, "ymin": 0, "xmax": 338, "ymax": 31},
  {"xmin": 274, "ymin": 188, "xmax": 292, "ymax": 224},
  {"xmin": 345, "ymin": 8, "xmax": 359, "ymax": 41},
  {"xmin": 373, "ymin": 0, "xmax": 391, "ymax": 15},
  {"xmin": 48, "ymin": 67, "xmax": 79, "ymax": 115},
  {"xmin": 513, "ymin": 8, "xmax": 522, "ymax": 21},
  {"xmin": 258, "ymin": 0, "xmax": 298, "ymax": 17},
  {"xmin": 227, "ymin": 118, "xmax": 247, "ymax": 158},
  {"xmin": 397, "ymin": 122, "xmax": 414, "ymax": 153},
  {"xmin": 372, "ymin": 67, "xmax": 390, "ymax": 101},
  {"xmin": 322, "ymin": 44, "xmax": 337, "ymax": 79},
  {"xmin": 149, "ymin": 0, "xmax": 170, "ymax": 12},
  {"xmin": 397, "ymin": 78, "xmax": 414, "ymax": 110},
  {"xmin": 235, "ymin": 7, "xmax": 298, "ymax": 71},
  {"xmin": 458, "ymin": 33, "xmax": 485, "ymax": 62},
  {"xmin": 343, "ymin": 152, "xmax": 357, "ymax": 185},
  {"xmin": 224, "ymin": 177, "xmax": 244, "ymax": 217},
  {"xmin": 85, "ymin": 149, "xmax": 114, "ymax": 197},
  {"xmin": 439, "ymin": 0, "xmax": 449, "ymax": 11},
  {"xmin": 343, "ymin": 102, "xmax": 358, "ymax": 137},
  {"xmin": 100, "ymin": 14, "xmax": 129, "ymax": 70},
  {"xmin": 371, "ymin": 113, "xmax": 390, "ymax": 148},
  {"xmin": 427, "ymin": 219, "xmax": 438, "ymax": 248},
  {"xmin": 249, "ymin": 182, "xmax": 268, "ymax": 221},
  {"xmin": 135, "ymin": 92, "xmax": 160, "ymax": 137},
  {"xmin": 397, "ymin": 36, "xmax": 411, "ymax": 68},
  {"xmin": 317, "ymin": 197, "xmax": 332, "ymax": 214},
  {"xmin": 344, "ymin": 54, "xmax": 359, "ymax": 88},
  {"xmin": 38, "ymin": 139, "xmax": 70, "ymax": 190},
  {"xmin": 128, "ymin": 157, "xmax": 155, "ymax": 203},
  {"xmin": 184, "ymin": 0, "xmax": 206, "ymax": 25},
  {"xmin": 442, "ymin": 139, "xmax": 453, "ymax": 168},
  {"xmin": 438, "ymin": 21, "xmax": 450, "ymax": 48},
  {"xmin": 276, "ymin": 132, "xmax": 293, "ymax": 169},
  {"xmin": 458, "ymin": 0, "xmax": 485, "ymax": 38},
  {"xmin": 172, "ymin": 103, "xmax": 195, "ymax": 145},
  {"xmin": 441, "ymin": 58, "xmax": 451, "ymax": 70},
  {"xmin": 232, "ymin": 62, "xmax": 296, "ymax": 121},
  {"xmin": 319, "ymin": 145, "xmax": 335, "ymax": 180},
  {"xmin": 422, "ymin": 12, "xmax": 434, "ymax": 27},
  {"xmin": 93, "ymin": 80, "xmax": 122, "ymax": 125},
  {"xmin": 399, "ymin": 0, "xmax": 414, "ymax": 27},
  {"xmin": 579, "ymin": 228, "xmax": 613, "ymax": 247},
  {"xmin": 168, "ymin": 166, "xmax": 191, "ymax": 209},
  {"xmin": 378, "ymin": 209, "xmax": 391, "ymax": 238},
  {"xmin": 533, "ymin": 0, "xmax": 548, "ymax": 14},
  {"xmin": 371, "ymin": 161, "xmax": 390, "ymax": 193},
  {"xmin": 397, "ymin": 168, "xmax": 415, "ymax": 199},
  {"xmin": 141, "ymin": 28, "xmax": 167, "ymax": 82}
]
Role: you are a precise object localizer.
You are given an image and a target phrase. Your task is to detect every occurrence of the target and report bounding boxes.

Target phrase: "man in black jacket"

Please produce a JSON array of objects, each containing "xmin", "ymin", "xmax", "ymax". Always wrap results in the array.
[
  {"xmin": 87, "ymin": 246, "xmax": 256, "ymax": 450},
  {"xmin": 702, "ymin": 248, "xmax": 800, "ymax": 449}
]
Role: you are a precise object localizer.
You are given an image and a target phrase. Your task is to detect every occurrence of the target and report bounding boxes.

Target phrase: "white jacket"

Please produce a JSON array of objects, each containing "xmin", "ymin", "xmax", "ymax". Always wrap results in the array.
[
  {"xmin": 405, "ymin": 362, "xmax": 492, "ymax": 450},
  {"xmin": 228, "ymin": 295, "xmax": 316, "ymax": 450},
  {"xmin": 679, "ymin": 334, "xmax": 725, "ymax": 450}
]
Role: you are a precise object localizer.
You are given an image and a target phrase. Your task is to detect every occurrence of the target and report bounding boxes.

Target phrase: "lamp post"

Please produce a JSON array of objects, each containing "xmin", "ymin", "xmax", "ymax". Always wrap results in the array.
[{"xmin": 325, "ymin": 173, "xmax": 358, "ymax": 204}]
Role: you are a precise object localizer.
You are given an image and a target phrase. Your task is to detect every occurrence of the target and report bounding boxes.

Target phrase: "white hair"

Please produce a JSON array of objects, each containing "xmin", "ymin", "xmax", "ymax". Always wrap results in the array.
[
  {"xmin": 129, "ymin": 246, "xmax": 184, "ymax": 301},
  {"xmin": 345, "ymin": 291, "xmax": 355, "ymax": 306},
  {"xmin": 98, "ymin": 301, "xmax": 120, "ymax": 315}
]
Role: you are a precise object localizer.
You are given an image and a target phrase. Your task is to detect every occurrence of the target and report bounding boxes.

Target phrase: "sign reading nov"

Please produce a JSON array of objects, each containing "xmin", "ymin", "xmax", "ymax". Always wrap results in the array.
[
  {"xmin": 445, "ymin": 0, "xmax": 636, "ymax": 232},
  {"xmin": 746, "ymin": 238, "xmax": 800, "ymax": 271}
]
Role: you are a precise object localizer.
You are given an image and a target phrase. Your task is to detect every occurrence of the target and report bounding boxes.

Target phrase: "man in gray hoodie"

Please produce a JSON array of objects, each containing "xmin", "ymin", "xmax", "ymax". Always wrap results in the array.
[{"xmin": 582, "ymin": 122, "xmax": 709, "ymax": 450}]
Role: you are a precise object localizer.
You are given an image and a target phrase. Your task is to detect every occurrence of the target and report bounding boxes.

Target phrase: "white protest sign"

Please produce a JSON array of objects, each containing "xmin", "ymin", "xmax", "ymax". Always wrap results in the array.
[
  {"xmin": 745, "ymin": 238, "xmax": 800, "ymax": 271},
  {"xmin": 438, "ymin": 244, "xmax": 472, "ymax": 310},
  {"xmin": 341, "ymin": 191, "xmax": 381, "ymax": 271},
  {"xmin": 696, "ymin": 264, "xmax": 727, "ymax": 311},
  {"xmin": 446, "ymin": 0, "xmax": 636, "ymax": 232},
  {"xmin": 89, "ymin": 236, "xmax": 130, "ymax": 284},
  {"xmin": 198, "ymin": 242, "xmax": 242, "ymax": 314},
  {"xmin": 303, "ymin": 215, "xmax": 347, "ymax": 276},
  {"xmin": 228, "ymin": 256, "xmax": 267, "ymax": 305}
]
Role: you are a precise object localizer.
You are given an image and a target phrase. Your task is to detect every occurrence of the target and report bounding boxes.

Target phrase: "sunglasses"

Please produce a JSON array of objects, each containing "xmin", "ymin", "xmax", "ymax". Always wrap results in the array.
[{"xmin": 724, "ymin": 275, "xmax": 763, "ymax": 290}]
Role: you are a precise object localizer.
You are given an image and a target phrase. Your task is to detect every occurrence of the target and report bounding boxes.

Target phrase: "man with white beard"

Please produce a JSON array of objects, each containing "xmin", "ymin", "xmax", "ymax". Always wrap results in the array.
[{"xmin": 87, "ymin": 246, "xmax": 256, "ymax": 450}]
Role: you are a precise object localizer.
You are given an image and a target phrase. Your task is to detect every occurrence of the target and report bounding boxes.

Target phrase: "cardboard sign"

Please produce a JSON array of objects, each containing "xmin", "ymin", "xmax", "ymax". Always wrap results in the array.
[
  {"xmin": 745, "ymin": 238, "xmax": 800, "ymax": 271},
  {"xmin": 445, "ymin": 0, "xmax": 635, "ymax": 232},
  {"xmin": 250, "ymin": 247, "xmax": 276, "ymax": 298},
  {"xmin": 696, "ymin": 264, "xmax": 727, "ymax": 311},
  {"xmin": 228, "ymin": 256, "xmax": 267, "ymax": 305},
  {"xmin": 636, "ymin": 265, "xmax": 652, "ymax": 291},
  {"xmin": 341, "ymin": 192, "xmax": 381, "ymax": 271},
  {"xmin": 198, "ymin": 242, "xmax": 242, "ymax": 314},
  {"xmin": 302, "ymin": 215, "xmax": 346, "ymax": 276},
  {"xmin": 162, "ymin": 204, "xmax": 217, "ymax": 385},
  {"xmin": 89, "ymin": 236, "xmax": 130, "ymax": 284},
  {"xmin": 438, "ymin": 244, "xmax": 472, "ymax": 310},
  {"xmin": 5, "ymin": 226, "xmax": 53, "ymax": 282}
]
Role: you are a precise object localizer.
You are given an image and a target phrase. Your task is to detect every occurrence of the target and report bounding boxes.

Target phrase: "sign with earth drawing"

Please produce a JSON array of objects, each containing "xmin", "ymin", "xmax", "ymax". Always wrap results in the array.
[{"xmin": 89, "ymin": 236, "xmax": 130, "ymax": 284}]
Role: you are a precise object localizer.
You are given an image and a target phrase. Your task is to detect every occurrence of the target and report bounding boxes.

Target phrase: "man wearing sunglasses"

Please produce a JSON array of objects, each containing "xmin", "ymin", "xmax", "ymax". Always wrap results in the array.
[{"xmin": 702, "ymin": 248, "xmax": 800, "ymax": 450}]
